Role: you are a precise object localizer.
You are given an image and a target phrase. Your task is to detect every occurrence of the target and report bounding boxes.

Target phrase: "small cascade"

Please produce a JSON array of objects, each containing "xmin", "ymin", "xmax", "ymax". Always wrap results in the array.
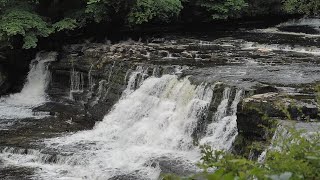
[
  {"xmin": 70, "ymin": 70, "xmax": 84, "ymax": 92},
  {"xmin": 200, "ymin": 88, "xmax": 243, "ymax": 151},
  {"xmin": 94, "ymin": 61, "xmax": 116, "ymax": 101},
  {"xmin": 0, "ymin": 52, "xmax": 57, "ymax": 120},
  {"xmin": 122, "ymin": 66, "xmax": 150, "ymax": 96},
  {"xmin": 214, "ymin": 88, "xmax": 231, "ymax": 121},
  {"xmin": 95, "ymin": 80, "xmax": 109, "ymax": 102},
  {"xmin": 107, "ymin": 61, "xmax": 116, "ymax": 84},
  {"xmin": 69, "ymin": 68, "xmax": 85, "ymax": 99},
  {"xmin": 88, "ymin": 64, "xmax": 94, "ymax": 91},
  {"xmin": 253, "ymin": 18, "xmax": 320, "ymax": 37},
  {"xmin": 257, "ymin": 124, "xmax": 289, "ymax": 163},
  {"xmin": 242, "ymin": 42, "xmax": 320, "ymax": 56},
  {"xmin": 277, "ymin": 18, "xmax": 320, "ymax": 32}
]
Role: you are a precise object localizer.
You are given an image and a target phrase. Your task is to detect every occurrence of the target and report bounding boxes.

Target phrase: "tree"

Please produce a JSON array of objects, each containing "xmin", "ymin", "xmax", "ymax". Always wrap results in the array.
[
  {"xmin": 195, "ymin": 0, "xmax": 247, "ymax": 20},
  {"xmin": 0, "ymin": 0, "xmax": 78, "ymax": 49},
  {"xmin": 283, "ymin": 0, "xmax": 320, "ymax": 15}
]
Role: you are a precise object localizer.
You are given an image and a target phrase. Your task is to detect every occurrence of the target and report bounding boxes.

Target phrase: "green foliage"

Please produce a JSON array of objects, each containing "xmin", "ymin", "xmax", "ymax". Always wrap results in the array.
[
  {"xmin": 163, "ymin": 127, "xmax": 320, "ymax": 180},
  {"xmin": 85, "ymin": 0, "xmax": 109, "ymax": 23},
  {"xmin": 283, "ymin": 0, "xmax": 320, "ymax": 15},
  {"xmin": 265, "ymin": 128, "xmax": 320, "ymax": 179},
  {"xmin": 0, "ymin": 0, "xmax": 318, "ymax": 51},
  {"xmin": 196, "ymin": 0, "xmax": 247, "ymax": 19},
  {"xmin": 315, "ymin": 84, "xmax": 320, "ymax": 107},
  {"xmin": 53, "ymin": 18, "xmax": 78, "ymax": 32},
  {"xmin": 0, "ymin": 8, "xmax": 52, "ymax": 49},
  {"xmin": 128, "ymin": 0, "xmax": 183, "ymax": 25},
  {"xmin": 0, "ymin": 0, "xmax": 84, "ymax": 49}
]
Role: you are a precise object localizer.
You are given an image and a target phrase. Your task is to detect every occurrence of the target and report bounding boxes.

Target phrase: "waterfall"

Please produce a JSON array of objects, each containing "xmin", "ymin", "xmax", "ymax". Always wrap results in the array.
[
  {"xmin": 0, "ymin": 70, "xmax": 247, "ymax": 179},
  {"xmin": 70, "ymin": 70, "xmax": 84, "ymax": 92},
  {"xmin": 0, "ymin": 74, "xmax": 214, "ymax": 179},
  {"xmin": 122, "ymin": 66, "xmax": 150, "ymax": 97},
  {"xmin": 107, "ymin": 61, "xmax": 116, "ymax": 84},
  {"xmin": 88, "ymin": 64, "xmax": 94, "ymax": 91},
  {"xmin": 0, "ymin": 52, "xmax": 57, "ymax": 120},
  {"xmin": 200, "ymin": 89, "xmax": 243, "ymax": 151},
  {"xmin": 69, "ymin": 68, "xmax": 85, "ymax": 100}
]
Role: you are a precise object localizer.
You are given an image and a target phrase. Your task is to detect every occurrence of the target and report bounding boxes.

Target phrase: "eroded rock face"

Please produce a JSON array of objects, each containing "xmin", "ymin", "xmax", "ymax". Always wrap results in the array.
[{"xmin": 234, "ymin": 85, "xmax": 320, "ymax": 158}]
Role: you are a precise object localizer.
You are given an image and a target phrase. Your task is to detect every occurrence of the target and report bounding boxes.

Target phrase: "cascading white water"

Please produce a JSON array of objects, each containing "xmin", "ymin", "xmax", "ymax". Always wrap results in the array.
[
  {"xmin": 70, "ymin": 69, "xmax": 84, "ymax": 97},
  {"xmin": 88, "ymin": 64, "xmax": 94, "ymax": 92},
  {"xmin": 277, "ymin": 18, "xmax": 320, "ymax": 32},
  {"xmin": 257, "ymin": 125, "xmax": 285, "ymax": 163},
  {"xmin": 253, "ymin": 18, "xmax": 320, "ymax": 37},
  {"xmin": 0, "ymin": 52, "xmax": 57, "ymax": 120},
  {"xmin": 200, "ymin": 88, "xmax": 243, "ymax": 151},
  {"xmin": 0, "ymin": 74, "xmax": 215, "ymax": 179},
  {"xmin": 0, "ymin": 67, "xmax": 247, "ymax": 179},
  {"xmin": 122, "ymin": 66, "xmax": 150, "ymax": 97},
  {"xmin": 69, "ymin": 67, "xmax": 86, "ymax": 100},
  {"xmin": 242, "ymin": 42, "xmax": 320, "ymax": 56},
  {"xmin": 257, "ymin": 122, "xmax": 320, "ymax": 163}
]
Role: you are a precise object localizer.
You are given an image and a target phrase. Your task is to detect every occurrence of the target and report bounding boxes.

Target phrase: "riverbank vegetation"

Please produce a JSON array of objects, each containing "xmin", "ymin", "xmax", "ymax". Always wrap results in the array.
[
  {"xmin": 163, "ymin": 128, "xmax": 320, "ymax": 180},
  {"xmin": 0, "ymin": 0, "xmax": 319, "ymax": 54}
]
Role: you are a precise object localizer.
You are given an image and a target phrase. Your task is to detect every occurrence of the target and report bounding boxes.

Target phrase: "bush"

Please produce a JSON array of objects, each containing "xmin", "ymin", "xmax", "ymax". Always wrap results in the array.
[{"xmin": 163, "ymin": 127, "xmax": 320, "ymax": 180}]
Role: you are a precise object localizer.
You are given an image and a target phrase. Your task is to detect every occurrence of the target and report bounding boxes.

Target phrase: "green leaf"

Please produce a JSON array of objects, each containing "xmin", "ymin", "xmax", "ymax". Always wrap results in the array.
[{"xmin": 53, "ymin": 18, "xmax": 78, "ymax": 32}]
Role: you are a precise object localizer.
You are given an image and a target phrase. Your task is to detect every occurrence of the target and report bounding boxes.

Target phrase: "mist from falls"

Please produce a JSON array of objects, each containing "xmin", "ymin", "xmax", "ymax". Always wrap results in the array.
[
  {"xmin": 0, "ymin": 52, "xmax": 56, "ymax": 120},
  {"xmin": 0, "ymin": 71, "xmax": 243, "ymax": 180}
]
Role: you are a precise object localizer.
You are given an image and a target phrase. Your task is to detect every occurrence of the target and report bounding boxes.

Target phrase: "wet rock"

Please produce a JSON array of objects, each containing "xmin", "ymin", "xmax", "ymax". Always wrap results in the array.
[
  {"xmin": 0, "ymin": 167, "xmax": 34, "ymax": 180},
  {"xmin": 181, "ymin": 51, "xmax": 193, "ymax": 58},
  {"xmin": 234, "ymin": 89, "xmax": 320, "ymax": 158},
  {"xmin": 278, "ymin": 25, "xmax": 320, "ymax": 35},
  {"xmin": 161, "ymin": 45, "xmax": 187, "ymax": 53},
  {"xmin": 237, "ymin": 98, "xmax": 277, "ymax": 139},
  {"xmin": 158, "ymin": 50, "xmax": 169, "ymax": 57},
  {"xmin": 254, "ymin": 85, "xmax": 279, "ymax": 94},
  {"xmin": 0, "ymin": 65, "xmax": 9, "ymax": 95}
]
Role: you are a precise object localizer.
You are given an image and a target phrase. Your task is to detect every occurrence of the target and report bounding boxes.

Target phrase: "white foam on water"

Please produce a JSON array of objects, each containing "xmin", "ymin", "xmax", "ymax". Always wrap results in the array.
[
  {"xmin": 277, "ymin": 18, "xmax": 320, "ymax": 31},
  {"xmin": 0, "ymin": 74, "xmax": 215, "ymax": 180},
  {"xmin": 253, "ymin": 18, "xmax": 320, "ymax": 37},
  {"xmin": 257, "ymin": 125, "xmax": 285, "ymax": 163},
  {"xmin": 200, "ymin": 89, "xmax": 243, "ymax": 151},
  {"xmin": 242, "ymin": 42, "xmax": 320, "ymax": 56},
  {"xmin": 0, "ymin": 52, "xmax": 57, "ymax": 120}
]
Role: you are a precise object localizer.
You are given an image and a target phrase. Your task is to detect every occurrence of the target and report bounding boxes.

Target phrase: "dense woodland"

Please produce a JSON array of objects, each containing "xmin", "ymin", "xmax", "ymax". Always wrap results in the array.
[{"xmin": 0, "ymin": 0, "xmax": 319, "ymax": 54}]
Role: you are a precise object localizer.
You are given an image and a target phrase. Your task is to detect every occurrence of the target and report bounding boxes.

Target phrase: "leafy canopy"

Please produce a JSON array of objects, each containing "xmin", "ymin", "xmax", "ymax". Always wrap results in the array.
[
  {"xmin": 163, "ymin": 127, "xmax": 320, "ymax": 180},
  {"xmin": 283, "ymin": 0, "xmax": 320, "ymax": 15},
  {"xmin": 0, "ymin": 0, "xmax": 319, "ymax": 51}
]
